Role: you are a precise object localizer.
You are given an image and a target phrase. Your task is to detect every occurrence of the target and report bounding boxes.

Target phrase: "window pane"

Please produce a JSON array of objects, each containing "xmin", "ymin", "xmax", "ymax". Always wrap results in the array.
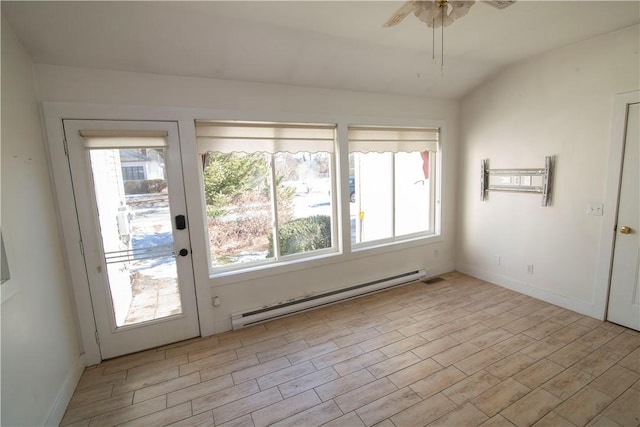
[
  {"xmin": 350, "ymin": 150, "xmax": 435, "ymax": 245},
  {"xmin": 90, "ymin": 148, "xmax": 182, "ymax": 327},
  {"xmin": 350, "ymin": 152, "xmax": 393, "ymax": 244},
  {"xmin": 395, "ymin": 151, "xmax": 431, "ymax": 236},
  {"xmin": 275, "ymin": 152, "xmax": 333, "ymax": 256},
  {"xmin": 198, "ymin": 121, "xmax": 338, "ymax": 270},
  {"xmin": 203, "ymin": 152, "xmax": 274, "ymax": 267}
]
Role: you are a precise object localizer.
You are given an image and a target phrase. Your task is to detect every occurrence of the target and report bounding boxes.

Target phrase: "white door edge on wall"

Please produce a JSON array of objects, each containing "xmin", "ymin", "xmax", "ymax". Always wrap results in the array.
[
  {"xmin": 606, "ymin": 102, "xmax": 639, "ymax": 330},
  {"xmin": 594, "ymin": 91, "xmax": 640, "ymax": 325}
]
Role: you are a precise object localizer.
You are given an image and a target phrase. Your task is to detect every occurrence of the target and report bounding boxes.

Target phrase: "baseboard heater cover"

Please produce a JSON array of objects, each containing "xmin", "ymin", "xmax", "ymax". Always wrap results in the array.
[{"xmin": 231, "ymin": 269, "xmax": 426, "ymax": 330}]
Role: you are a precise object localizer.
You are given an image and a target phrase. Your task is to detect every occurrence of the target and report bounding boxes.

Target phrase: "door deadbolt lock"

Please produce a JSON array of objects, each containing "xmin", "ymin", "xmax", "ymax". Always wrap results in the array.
[
  {"xmin": 179, "ymin": 248, "xmax": 189, "ymax": 256},
  {"xmin": 619, "ymin": 226, "xmax": 632, "ymax": 235},
  {"xmin": 175, "ymin": 215, "xmax": 186, "ymax": 230}
]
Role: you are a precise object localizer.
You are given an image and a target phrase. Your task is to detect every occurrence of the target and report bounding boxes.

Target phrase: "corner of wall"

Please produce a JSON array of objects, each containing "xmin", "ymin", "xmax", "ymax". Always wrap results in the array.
[
  {"xmin": 456, "ymin": 25, "xmax": 639, "ymax": 319},
  {"xmin": 2, "ymin": 17, "xmax": 84, "ymax": 426},
  {"xmin": 44, "ymin": 354, "xmax": 85, "ymax": 427}
]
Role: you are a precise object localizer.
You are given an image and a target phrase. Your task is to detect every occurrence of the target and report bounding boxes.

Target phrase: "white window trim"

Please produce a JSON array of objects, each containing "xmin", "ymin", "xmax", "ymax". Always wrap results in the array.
[
  {"xmin": 42, "ymin": 101, "xmax": 447, "ymax": 343},
  {"xmin": 196, "ymin": 120, "xmax": 340, "ymax": 272},
  {"xmin": 348, "ymin": 126, "xmax": 441, "ymax": 248}
]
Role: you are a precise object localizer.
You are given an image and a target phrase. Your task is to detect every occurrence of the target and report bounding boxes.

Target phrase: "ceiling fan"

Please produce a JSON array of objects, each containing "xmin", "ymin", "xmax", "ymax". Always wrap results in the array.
[
  {"xmin": 383, "ymin": 1, "xmax": 516, "ymax": 29},
  {"xmin": 383, "ymin": 1, "xmax": 516, "ymax": 73}
]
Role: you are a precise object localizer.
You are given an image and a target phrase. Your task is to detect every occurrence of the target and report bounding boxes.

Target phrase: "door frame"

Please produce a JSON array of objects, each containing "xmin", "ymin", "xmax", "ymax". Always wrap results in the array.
[
  {"xmin": 594, "ymin": 90, "xmax": 640, "ymax": 321},
  {"xmin": 63, "ymin": 119, "xmax": 200, "ymax": 358},
  {"xmin": 43, "ymin": 103, "xmax": 215, "ymax": 365}
]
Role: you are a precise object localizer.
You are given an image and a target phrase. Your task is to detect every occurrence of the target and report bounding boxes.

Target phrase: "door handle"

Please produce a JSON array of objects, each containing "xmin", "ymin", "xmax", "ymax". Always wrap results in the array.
[
  {"xmin": 619, "ymin": 226, "xmax": 632, "ymax": 234},
  {"xmin": 179, "ymin": 248, "xmax": 189, "ymax": 256}
]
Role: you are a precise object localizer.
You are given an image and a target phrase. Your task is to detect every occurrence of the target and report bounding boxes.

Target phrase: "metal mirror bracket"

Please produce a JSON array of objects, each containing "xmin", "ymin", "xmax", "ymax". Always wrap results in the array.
[{"xmin": 481, "ymin": 155, "xmax": 555, "ymax": 206}]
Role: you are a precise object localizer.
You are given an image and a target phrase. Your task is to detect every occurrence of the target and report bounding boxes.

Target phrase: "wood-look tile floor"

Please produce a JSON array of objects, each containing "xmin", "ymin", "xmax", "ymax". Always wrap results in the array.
[{"xmin": 61, "ymin": 272, "xmax": 640, "ymax": 427}]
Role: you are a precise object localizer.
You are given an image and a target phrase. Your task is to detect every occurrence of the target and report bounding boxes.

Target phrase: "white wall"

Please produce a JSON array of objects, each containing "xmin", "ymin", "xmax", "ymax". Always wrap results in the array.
[
  {"xmin": 457, "ymin": 25, "xmax": 640, "ymax": 317},
  {"xmin": 1, "ymin": 19, "xmax": 82, "ymax": 426},
  {"xmin": 34, "ymin": 65, "xmax": 459, "ymax": 336}
]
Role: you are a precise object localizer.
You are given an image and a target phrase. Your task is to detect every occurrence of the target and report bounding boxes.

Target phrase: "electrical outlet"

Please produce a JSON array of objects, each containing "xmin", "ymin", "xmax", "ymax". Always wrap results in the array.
[
  {"xmin": 587, "ymin": 203, "xmax": 604, "ymax": 216},
  {"xmin": 527, "ymin": 264, "xmax": 534, "ymax": 274},
  {"xmin": 434, "ymin": 249, "xmax": 440, "ymax": 258},
  {"xmin": 494, "ymin": 255, "xmax": 501, "ymax": 266}
]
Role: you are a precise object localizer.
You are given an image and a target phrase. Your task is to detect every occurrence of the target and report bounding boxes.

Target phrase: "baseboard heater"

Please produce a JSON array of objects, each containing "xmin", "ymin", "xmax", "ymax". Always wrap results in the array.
[{"xmin": 231, "ymin": 269, "xmax": 426, "ymax": 330}]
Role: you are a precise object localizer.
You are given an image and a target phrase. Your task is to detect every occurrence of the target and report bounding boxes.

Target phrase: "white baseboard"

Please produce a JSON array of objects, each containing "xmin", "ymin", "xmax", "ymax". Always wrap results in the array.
[
  {"xmin": 45, "ymin": 353, "xmax": 85, "ymax": 427},
  {"xmin": 456, "ymin": 264, "xmax": 595, "ymax": 318}
]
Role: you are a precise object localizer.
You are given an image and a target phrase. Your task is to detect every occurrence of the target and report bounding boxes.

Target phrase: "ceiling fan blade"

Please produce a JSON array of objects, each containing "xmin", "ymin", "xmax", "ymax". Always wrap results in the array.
[{"xmin": 383, "ymin": 1, "xmax": 415, "ymax": 27}]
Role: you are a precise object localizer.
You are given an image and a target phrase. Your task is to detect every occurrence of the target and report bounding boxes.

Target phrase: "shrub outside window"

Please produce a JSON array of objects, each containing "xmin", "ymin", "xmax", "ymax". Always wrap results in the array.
[
  {"xmin": 348, "ymin": 126, "xmax": 439, "ymax": 246},
  {"xmin": 196, "ymin": 121, "xmax": 337, "ymax": 270}
]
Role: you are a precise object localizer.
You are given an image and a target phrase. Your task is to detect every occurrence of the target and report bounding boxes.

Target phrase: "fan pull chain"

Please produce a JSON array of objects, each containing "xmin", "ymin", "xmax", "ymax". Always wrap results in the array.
[
  {"xmin": 441, "ymin": 3, "xmax": 445, "ymax": 75},
  {"xmin": 432, "ymin": 18, "xmax": 436, "ymax": 64}
]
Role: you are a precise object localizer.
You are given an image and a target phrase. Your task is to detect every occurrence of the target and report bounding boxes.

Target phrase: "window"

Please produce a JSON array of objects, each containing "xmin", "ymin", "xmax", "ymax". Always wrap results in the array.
[
  {"xmin": 196, "ymin": 120, "xmax": 337, "ymax": 270},
  {"xmin": 348, "ymin": 126, "xmax": 439, "ymax": 246},
  {"xmin": 122, "ymin": 165, "xmax": 145, "ymax": 181}
]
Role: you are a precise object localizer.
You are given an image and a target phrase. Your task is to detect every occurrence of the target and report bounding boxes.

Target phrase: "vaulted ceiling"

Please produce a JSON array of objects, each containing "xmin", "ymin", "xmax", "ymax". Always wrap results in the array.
[{"xmin": 3, "ymin": 1, "xmax": 639, "ymax": 99}]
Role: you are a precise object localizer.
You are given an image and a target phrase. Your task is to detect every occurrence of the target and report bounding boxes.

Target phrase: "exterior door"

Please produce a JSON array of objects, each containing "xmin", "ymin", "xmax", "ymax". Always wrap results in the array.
[
  {"xmin": 63, "ymin": 120, "xmax": 199, "ymax": 359},
  {"xmin": 607, "ymin": 102, "xmax": 640, "ymax": 331}
]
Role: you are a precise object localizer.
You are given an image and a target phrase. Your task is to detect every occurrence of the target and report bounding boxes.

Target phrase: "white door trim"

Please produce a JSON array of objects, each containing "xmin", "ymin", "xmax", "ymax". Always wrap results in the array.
[
  {"xmin": 594, "ymin": 90, "xmax": 640, "ymax": 321},
  {"xmin": 42, "ymin": 102, "xmax": 217, "ymax": 365},
  {"xmin": 43, "ymin": 108, "xmax": 101, "ymax": 365},
  {"xmin": 63, "ymin": 119, "xmax": 200, "ymax": 358}
]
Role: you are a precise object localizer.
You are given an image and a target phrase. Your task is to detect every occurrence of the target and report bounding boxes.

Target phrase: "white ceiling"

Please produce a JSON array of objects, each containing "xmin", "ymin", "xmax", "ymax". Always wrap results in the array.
[{"xmin": 2, "ymin": 1, "xmax": 639, "ymax": 99}]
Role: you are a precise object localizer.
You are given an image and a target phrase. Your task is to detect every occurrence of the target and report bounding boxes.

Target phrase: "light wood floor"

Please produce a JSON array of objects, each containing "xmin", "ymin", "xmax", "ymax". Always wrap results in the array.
[{"xmin": 62, "ymin": 272, "xmax": 640, "ymax": 427}]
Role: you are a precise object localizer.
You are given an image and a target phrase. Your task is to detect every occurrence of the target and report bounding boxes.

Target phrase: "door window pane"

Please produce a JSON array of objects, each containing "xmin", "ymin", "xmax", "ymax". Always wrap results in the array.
[{"xmin": 89, "ymin": 147, "xmax": 182, "ymax": 327}]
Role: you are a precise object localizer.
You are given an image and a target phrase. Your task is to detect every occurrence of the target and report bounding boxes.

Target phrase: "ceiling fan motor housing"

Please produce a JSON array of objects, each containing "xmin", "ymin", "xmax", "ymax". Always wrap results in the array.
[{"xmin": 414, "ymin": 1, "xmax": 476, "ymax": 29}]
